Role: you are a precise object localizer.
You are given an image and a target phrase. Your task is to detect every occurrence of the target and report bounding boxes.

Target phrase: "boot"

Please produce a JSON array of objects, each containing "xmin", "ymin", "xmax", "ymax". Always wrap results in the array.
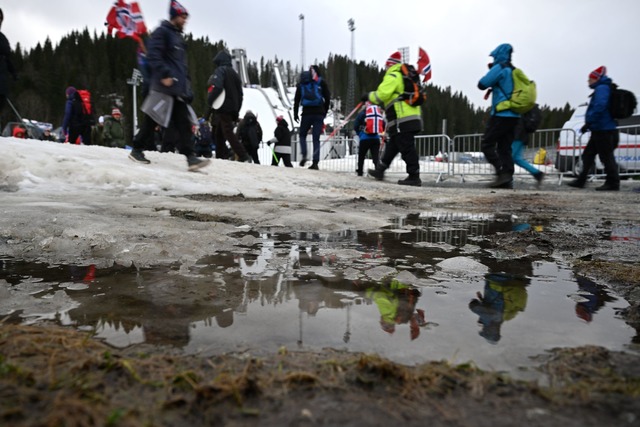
[
  {"xmin": 566, "ymin": 179, "xmax": 585, "ymax": 189},
  {"xmin": 489, "ymin": 173, "xmax": 513, "ymax": 188},
  {"xmin": 308, "ymin": 162, "xmax": 319, "ymax": 170},
  {"xmin": 367, "ymin": 167, "xmax": 384, "ymax": 181},
  {"xmin": 187, "ymin": 155, "xmax": 211, "ymax": 171},
  {"xmin": 299, "ymin": 156, "xmax": 308, "ymax": 167},
  {"xmin": 595, "ymin": 182, "xmax": 619, "ymax": 191},
  {"xmin": 398, "ymin": 174, "xmax": 422, "ymax": 187}
]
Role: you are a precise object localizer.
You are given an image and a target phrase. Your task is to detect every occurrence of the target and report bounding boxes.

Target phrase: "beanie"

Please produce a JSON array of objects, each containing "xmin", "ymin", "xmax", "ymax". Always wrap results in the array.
[
  {"xmin": 111, "ymin": 108, "xmax": 122, "ymax": 116},
  {"xmin": 385, "ymin": 51, "xmax": 402, "ymax": 68},
  {"xmin": 65, "ymin": 86, "xmax": 76, "ymax": 98},
  {"xmin": 169, "ymin": 0, "xmax": 188, "ymax": 19},
  {"xmin": 589, "ymin": 66, "xmax": 606, "ymax": 81}
]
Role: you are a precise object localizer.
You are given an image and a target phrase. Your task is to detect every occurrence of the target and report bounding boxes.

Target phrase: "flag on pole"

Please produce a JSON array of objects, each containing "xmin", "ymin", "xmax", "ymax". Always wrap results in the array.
[
  {"xmin": 105, "ymin": 0, "xmax": 147, "ymax": 43},
  {"xmin": 417, "ymin": 47, "xmax": 432, "ymax": 83}
]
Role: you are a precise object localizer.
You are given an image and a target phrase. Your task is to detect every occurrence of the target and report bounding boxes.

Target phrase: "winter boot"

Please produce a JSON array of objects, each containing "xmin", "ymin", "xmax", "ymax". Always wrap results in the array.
[
  {"xmin": 367, "ymin": 166, "xmax": 385, "ymax": 181},
  {"xmin": 533, "ymin": 171, "xmax": 545, "ymax": 188},
  {"xmin": 489, "ymin": 173, "xmax": 513, "ymax": 188},
  {"xmin": 308, "ymin": 162, "xmax": 319, "ymax": 170},
  {"xmin": 566, "ymin": 179, "xmax": 585, "ymax": 189},
  {"xmin": 129, "ymin": 150, "xmax": 150, "ymax": 164},
  {"xmin": 398, "ymin": 174, "xmax": 422, "ymax": 187},
  {"xmin": 299, "ymin": 156, "xmax": 308, "ymax": 167},
  {"xmin": 595, "ymin": 182, "xmax": 619, "ymax": 191},
  {"xmin": 187, "ymin": 155, "xmax": 211, "ymax": 171}
]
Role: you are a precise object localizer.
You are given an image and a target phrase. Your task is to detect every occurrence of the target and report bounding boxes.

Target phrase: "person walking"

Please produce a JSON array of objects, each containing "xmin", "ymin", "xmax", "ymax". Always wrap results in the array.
[
  {"xmin": 130, "ymin": 1, "xmax": 209, "ymax": 172},
  {"xmin": 103, "ymin": 108, "xmax": 126, "ymax": 148},
  {"xmin": 266, "ymin": 115, "xmax": 293, "ymax": 167},
  {"xmin": 0, "ymin": 8, "xmax": 17, "ymax": 128},
  {"xmin": 237, "ymin": 110, "xmax": 263, "ymax": 164},
  {"xmin": 366, "ymin": 51, "xmax": 423, "ymax": 186},
  {"xmin": 353, "ymin": 102, "xmax": 385, "ymax": 176},
  {"xmin": 567, "ymin": 66, "xmax": 620, "ymax": 191},
  {"xmin": 478, "ymin": 43, "xmax": 521, "ymax": 188},
  {"xmin": 293, "ymin": 65, "xmax": 331, "ymax": 170},
  {"xmin": 62, "ymin": 86, "xmax": 92, "ymax": 145},
  {"xmin": 206, "ymin": 50, "xmax": 250, "ymax": 162}
]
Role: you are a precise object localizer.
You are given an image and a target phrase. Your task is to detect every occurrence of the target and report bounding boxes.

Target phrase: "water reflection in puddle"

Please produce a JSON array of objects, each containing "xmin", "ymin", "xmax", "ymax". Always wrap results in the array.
[{"xmin": 0, "ymin": 213, "xmax": 636, "ymax": 373}]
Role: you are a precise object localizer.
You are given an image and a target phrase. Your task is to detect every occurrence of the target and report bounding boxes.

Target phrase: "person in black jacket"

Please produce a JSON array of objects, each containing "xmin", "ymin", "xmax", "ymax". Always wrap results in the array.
[
  {"xmin": 0, "ymin": 8, "xmax": 17, "ymax": 127},
  {"xmin": 293, "ymin": 65, "xmax": 331, "ymax": 169},
  {"xmin": 206, "ymin": 50, "xmax": 250, "ymax": 162},
  {"xmin": 130, "ymin": 1, "xmax": 209, "ymax": 172},
  {"xmin": 266, "ymin": 116, "xmax": 293, "ymax": 167},
  {"xmin": 236, "ymin": 110, "xmax": 263, "ymax": 164}
]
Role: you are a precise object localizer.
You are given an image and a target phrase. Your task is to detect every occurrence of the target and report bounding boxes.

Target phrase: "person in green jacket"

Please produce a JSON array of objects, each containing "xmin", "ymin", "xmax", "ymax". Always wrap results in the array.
[
  {"xmin": 364, "ymin": 51, "xmax": 423, "ymax": 186},
  {"xmin": 103, "ymin": 108, "xmax": 126, "ymax": 148}
]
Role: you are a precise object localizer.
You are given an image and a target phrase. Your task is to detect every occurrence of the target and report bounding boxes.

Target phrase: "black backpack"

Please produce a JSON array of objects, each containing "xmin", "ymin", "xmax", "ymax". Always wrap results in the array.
[
  {"xmin": 522, "ymin": 103, "xmax": 542, "ymax": 133},
  {"xmin": 399, "ymin": 64, "xmax": 426, "ymax": 107},
  {"xmin": 299, "ymin": 71, "xmax": 323, "ymax": 107},
  {"xmin": 609, "ymin": 83, "xmax": 637, "ymax": 119}
]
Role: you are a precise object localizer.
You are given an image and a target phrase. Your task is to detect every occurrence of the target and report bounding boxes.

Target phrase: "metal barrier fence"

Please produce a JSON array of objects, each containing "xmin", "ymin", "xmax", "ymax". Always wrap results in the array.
[{"xmin": 255, "ymin": 123, "xmax": 640, "ymax": 183}]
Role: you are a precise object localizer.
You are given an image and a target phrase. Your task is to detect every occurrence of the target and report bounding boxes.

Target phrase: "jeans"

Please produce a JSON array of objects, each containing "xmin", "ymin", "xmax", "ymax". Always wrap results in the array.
[{"xmin": 299, "ymin": 113, "xmax": 324, "ymax": 163}]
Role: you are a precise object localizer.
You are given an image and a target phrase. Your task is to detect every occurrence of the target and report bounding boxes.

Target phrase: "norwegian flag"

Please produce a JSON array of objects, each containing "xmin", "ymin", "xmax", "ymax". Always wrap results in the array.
[
  {"xmin": 365, "ymin": 104, "xmax": 385, "ymax": 135},
  {"xmin": 105, "ymin": 0, "xmax": 147, "ymax": 43},
  {"xmin": 417, "ymin": 47, "xmax": 432, "ymax": 83}
]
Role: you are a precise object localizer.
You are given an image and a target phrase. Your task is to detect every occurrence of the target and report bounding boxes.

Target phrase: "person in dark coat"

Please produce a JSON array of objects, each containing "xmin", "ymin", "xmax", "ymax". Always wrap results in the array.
[
  {"xmin": 567, "ymin": 66, "xmax": 620, "ymax": 191},
  {"xmin": 293, "ymin": 65, "xmax": 331, "ymax": 169},
  {"xmin": 0, "ymin": 8, "xmax": 17, "ymax": 127},
  {"xmin": 206, "ymin": 50, "xmax": 249, "ymax": 162},
  {"xmin": 236, "ymin": 110, "xmax": 263, "ymax": 163},
  {"xmin": 61, "ymin": 86, "xmax": 92, "ymax": 145},
  {"xmin": 129, "ymin": 1, "xmax": 209, "ymax": 172},
  {"xmin": 266, "ymin": 115, "xmax": 293, "ymax": 167}
]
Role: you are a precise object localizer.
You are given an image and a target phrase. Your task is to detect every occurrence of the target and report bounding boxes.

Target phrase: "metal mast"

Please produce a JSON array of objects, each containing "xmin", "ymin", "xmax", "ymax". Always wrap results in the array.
[
  {"xmin": 346, "ymin": 19, "xmax": 356, "ymax": 121},
  {"xmin": 299, "ymin": 14, "xmax": 305, "ymax": 70}
]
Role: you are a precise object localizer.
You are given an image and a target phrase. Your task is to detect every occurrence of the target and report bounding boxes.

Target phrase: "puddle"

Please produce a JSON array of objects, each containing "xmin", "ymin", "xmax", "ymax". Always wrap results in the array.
[{"xmin": 0, "ymin": 213, "xmax": 636, "ymax": 374}]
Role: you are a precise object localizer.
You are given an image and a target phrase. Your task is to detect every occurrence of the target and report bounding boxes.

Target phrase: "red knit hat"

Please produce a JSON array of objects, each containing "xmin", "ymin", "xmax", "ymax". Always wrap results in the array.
[
  {"xmin": 385, "ymin": 51, "xmax": 402, "ymax": 68},
  {"xmin": 589, "ymin": 66, "xmax": 606, "ymax": 81}
]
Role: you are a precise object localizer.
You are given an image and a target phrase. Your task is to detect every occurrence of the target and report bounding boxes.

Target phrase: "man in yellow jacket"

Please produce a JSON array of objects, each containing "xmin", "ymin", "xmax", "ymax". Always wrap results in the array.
[{"xmin": 364, "ymin": 51, "xmax": 423, "ymax": 186}]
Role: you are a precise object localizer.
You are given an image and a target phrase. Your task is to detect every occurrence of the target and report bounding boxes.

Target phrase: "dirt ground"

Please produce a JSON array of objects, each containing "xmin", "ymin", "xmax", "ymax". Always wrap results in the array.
[{"xmin": 1, "ymin": 177, "xmax": 640, "ymax": 426}]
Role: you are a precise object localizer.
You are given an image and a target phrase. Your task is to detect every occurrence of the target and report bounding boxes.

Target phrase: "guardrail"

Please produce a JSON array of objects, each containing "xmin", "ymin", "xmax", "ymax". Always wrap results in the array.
[{"xmin": 254, "ymin": 123, "xmax": 639, "ymax": 184}]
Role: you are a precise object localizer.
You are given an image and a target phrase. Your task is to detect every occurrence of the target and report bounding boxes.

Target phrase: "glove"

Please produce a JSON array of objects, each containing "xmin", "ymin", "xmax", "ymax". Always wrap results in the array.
[
  {"xmin": 294, "ymin": 112, "xmax": 299, "ymax": 123},
  {"xmin": 580, "ymin": 124, "xmax": 589, "ymax": 134},
  {"xmin": 360, "ymin": 93, "xmax": 369, "ymax": 102}
]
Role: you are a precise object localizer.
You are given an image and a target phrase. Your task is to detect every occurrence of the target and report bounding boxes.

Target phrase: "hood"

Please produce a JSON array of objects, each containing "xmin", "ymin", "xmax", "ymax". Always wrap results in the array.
[
  {"xmin": 589, "ymin": 75, "xmax": 612, "ymax": 89},
  {"xmin": 489, "ymin": 43, "xmax": 513, "ymax": 65},
  {"xmin": 213, "ymin": 50, "xmax": 232, "ymax": 67}
]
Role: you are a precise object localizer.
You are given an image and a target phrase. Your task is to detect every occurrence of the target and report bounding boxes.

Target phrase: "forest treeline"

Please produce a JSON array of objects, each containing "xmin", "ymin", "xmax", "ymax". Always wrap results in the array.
[{"xmin": 4, "ymin": 28, "xmax": 574, "ymax": 140}]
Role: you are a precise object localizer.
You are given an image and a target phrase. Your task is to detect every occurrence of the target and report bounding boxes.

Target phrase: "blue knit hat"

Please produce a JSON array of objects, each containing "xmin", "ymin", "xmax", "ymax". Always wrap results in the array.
[{"xmin": 169, "ymin": 1, "xmax": 188, "ymax": 19}]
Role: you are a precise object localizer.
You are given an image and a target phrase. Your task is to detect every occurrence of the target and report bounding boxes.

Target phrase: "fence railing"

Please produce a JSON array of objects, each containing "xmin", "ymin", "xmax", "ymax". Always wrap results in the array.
[{"xmin": 253, "ymin": 124, "xmax": 640, "ymax": 183}]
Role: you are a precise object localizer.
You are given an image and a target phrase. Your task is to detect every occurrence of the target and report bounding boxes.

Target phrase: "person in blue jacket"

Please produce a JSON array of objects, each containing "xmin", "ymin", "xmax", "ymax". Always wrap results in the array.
[
  {"xmin": 567, "ymin": 66, "xmax": 620, "ymax": 191},
  {"xmin": 478, "ymin": 43, "xmax": 521, "ymax": 188}
]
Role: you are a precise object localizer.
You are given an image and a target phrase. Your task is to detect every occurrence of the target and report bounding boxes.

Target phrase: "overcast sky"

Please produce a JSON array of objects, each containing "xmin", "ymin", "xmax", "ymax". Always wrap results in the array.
[{"xmin": 3, "ymin": 0, "xmax": 640, "ymax": 110}]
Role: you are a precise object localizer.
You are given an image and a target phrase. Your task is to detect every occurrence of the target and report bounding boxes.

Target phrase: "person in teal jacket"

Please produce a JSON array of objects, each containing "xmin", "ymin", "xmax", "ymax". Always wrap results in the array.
[{"xmin": 478, "ymin": 43, "xmax": 521, "ymax": 188}]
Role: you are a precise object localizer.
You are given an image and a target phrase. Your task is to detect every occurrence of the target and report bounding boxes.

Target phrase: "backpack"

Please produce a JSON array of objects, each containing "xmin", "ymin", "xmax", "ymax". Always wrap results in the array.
[
  {"xmin": 76, "ymin": 89, "xmax": 95, "ymax": 126},
  {"xmin": 399, "ymin": 64, "xmax": 426, "ymax": 106},
  {"xmin": 496, "ymin": 67, "xmax": 537, "ymax": 114},
  {"xmin": 364, "ymin": 105, "xmax": 385, "ymax": 135},
  {"xmin": 522, "ymin": 103, "xmax": 542, "ymax": 133},
  {"xmin": 299, "ymin": 71, "xmax": 323, "ymax": 107},
  {"xmin": 609, "ymin": 83, "xmax": 637, "ymax": 119}
]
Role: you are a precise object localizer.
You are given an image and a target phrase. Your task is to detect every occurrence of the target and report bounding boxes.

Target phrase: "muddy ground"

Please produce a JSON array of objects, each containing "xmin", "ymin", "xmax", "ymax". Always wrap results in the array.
[{"xmin": 1, "ymin": 174, "xmax": 640, "ymax": 426}]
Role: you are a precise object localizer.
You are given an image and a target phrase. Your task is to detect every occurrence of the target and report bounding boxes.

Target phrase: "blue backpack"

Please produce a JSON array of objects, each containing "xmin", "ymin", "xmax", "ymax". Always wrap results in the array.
[{"xmin": 300, "ymin": 71, "xmax": 323, "ymax": 107}]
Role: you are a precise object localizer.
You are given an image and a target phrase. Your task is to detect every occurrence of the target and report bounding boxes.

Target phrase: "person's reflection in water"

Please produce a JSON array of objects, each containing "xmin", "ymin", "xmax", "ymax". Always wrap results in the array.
[
  {"xmin": 366, "ymin": 279, "xmax": 426, "ymax": 340},
  {"xmin": 469, "ymin": 273, "xmax": 529, "ymax": 343},
  {"xmin": 574, "ymin": 276, "xmax": 615, "ymax": 323}
]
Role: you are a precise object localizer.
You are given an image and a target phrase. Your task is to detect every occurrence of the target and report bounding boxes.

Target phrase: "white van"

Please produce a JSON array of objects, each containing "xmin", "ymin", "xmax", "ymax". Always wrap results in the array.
[{"xmin": 555, "ymin": 103, "xmax": 640, "ymax": 175}]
